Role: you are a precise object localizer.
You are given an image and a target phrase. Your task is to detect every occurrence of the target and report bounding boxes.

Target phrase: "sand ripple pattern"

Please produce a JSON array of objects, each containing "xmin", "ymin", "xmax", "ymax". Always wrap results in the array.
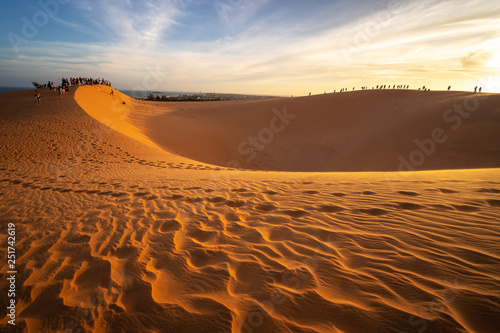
[{"xmin": 2, "ymin": 173, "xmax": 500, "ymax": 332}]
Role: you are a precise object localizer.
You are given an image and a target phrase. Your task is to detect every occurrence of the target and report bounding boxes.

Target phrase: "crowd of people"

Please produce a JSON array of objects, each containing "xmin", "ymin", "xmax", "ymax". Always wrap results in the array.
[
  {"xmin": 32, "ymin": 77, "xmax": 112, "ymax": 106},
  {"xmin": 332, "ymin": 84, "xmax": 411, "ymax": 93},
  {"xmin": 49, "ymin": 77, "xmax": 111, "ymax": 94},
  {"xmin": 330, "ymin": 85, "xmax": 484, "ymax": 94},
  {"xmin": 58, "ymin": 77, "xmax": 112, "ymax": 87}
]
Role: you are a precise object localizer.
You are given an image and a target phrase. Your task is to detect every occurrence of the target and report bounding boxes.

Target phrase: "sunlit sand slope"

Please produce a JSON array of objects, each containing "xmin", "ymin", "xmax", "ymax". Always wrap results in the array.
[
  {"xmin": 0, "ymin": 87, "xmax": 499, "ymax": 333},
  {"xmin": 77, "ymin": 86, "xmax": 500, "ymax": 172}
]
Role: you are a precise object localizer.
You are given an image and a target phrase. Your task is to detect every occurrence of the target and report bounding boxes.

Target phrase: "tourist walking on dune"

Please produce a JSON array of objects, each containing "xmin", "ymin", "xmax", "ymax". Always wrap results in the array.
[{"xmin": 34, "ymin": 90, "xmax": 41, "ymax": 107}]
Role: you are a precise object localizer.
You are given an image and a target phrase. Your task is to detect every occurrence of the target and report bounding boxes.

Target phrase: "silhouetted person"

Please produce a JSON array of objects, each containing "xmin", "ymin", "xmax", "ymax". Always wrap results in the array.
[
  {"xmin": 474, "ymin": 86, "xmax": 477, "ymax": 93},
  {"xmin": 448, "ymin": 86, "xmax": 451, "ymax": 91},
  {"xmin": 479, "ymin": 87, "xmax": 482, "ymax": 93}
]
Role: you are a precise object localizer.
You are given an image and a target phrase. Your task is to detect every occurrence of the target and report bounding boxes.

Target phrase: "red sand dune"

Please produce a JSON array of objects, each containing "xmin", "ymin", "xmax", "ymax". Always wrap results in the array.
[
  {"xmin": 76, "ymin": 86, "xmax": 500, "ymax": 172},
  {"xmin": 0, "ymin": 86, "xmax": 499, "ymax": 333}
]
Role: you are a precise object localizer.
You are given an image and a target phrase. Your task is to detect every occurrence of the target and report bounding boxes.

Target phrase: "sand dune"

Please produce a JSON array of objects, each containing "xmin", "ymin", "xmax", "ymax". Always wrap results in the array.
[
  {"xmin": 1, "ymin": 86, "xmax": 500, "ymax": 333},
  {"xmin": 76, "ymin": 86, "xmax": 500, "ymax": 172}
]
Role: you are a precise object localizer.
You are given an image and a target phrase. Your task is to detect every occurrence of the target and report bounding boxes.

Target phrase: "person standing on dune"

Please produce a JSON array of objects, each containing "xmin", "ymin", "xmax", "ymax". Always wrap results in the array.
[{"xmin": 34, "ymin": 90, "xmax": 41, "ymax": 107}]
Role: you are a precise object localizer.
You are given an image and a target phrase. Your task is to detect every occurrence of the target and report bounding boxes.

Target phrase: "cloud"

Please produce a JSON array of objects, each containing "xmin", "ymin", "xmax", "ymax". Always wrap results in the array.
[
  {"xmin": 213, "ymin": 0, "xmax": 269, "ymax": 25},
  {"xmin": 74, "ymin": 0, "xmax": 185, "ymax": 45},
  {"xmin": 462, "ymin": 51, "xmax": 492, "ymax": 69}
]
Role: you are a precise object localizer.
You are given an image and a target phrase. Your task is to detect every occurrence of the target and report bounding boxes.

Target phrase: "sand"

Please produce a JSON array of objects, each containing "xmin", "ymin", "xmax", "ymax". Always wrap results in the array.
[{"xmin": 1, "ymin": 86, "xmax": 499, "ymax": 333}]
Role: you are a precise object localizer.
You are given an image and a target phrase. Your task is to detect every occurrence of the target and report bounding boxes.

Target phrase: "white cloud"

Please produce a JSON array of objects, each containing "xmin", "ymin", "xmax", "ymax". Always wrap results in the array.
[
  {"xmin": 213, "ymin": 0, "xmax": 269, "ymax": 25},
  {"xmin": 74, "ymin": 0, "xmax": 185, "ymax": 46}
]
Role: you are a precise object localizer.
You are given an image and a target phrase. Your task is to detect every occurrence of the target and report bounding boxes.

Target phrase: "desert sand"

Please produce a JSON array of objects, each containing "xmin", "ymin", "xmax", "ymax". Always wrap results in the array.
[{"xmin": 1, "ymin": 86, "xmax": 499, "ymax": 333}]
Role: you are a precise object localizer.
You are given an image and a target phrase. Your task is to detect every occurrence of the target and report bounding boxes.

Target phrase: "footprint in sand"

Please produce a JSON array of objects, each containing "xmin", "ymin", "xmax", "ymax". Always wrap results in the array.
[
  {"xmin": 207, "ymin": 196, "xmax": 226, "ymax": 203},
  {"xmin": 303, "ymin": 190, "xmax": 319, "ymax": 195},
  {"xmin": 476, "ymin": 188, "xmax": 500, "ymax": 193},
  {"xmin": 438, "ymin": 188, "xmax": 459, "ymax": 194},
  {"xmin": 128, "ymin": 209, "xmax": 146, "ymax": 218},
  {"xmin": 113, "ymin": 245, "xmax": 139, "ymax": 259},
  {"xmin": 85, "ymin": 190, "xmax": 101, "ymax": 195},
  {"xmin": 430, "ymin": 204, "xmax": 454, "ymax": 211},
  {"xmin": 110, "ymin": 192, "xmax": 128, "ymax": 198},
  {"xmin": 283, "ymin": 209, "xmax": 309, "ymax": 218},
  {"xmin": 317, "ymin": 205, "xmax": 345, "ymax": 213},
  {"xmin": 65, "ymin": 234, "xmax": 92, "ymax": 244},
  {"xmin": 356, "ymin": 208, "xmax": 390, "ymax": 216},
  {"xmin": 97, "ymin": 191, "xmax": 113, "ymax": 196},
  {"xmin": 225, "ymin": 199, "xmax": 246, "ymax": 208},
  {"xmin": 188, "ymin": 248, "xmax": 228, "ymax": 268},
  {"xmin": 159, "ymin": 220, "xmax": 182, "ymax": 232},
  {"xmin": 187, "ymin": 227, "xmax": 218, "ymax": 243},
  {"xmin": 486, "ymin": 199, "xmax": 500, "ymax": 207},
  {"xmin": 452, "ymin": 204, "xmax": 481, "ymax": 212},
  {"xmin": 396, "ymin": 202, "xmax": 426, "ymax": 211},
  {"xmin": 184, "ymin": 197, "xmax": 204, "ymax": 203},
  {"xmin": 231, "ymin": 188, "xmax": 248, "ymax": 193},
  {"xmin": 263, "ymin": 190, "xmax": 279, "ymax": 195},
  {"xmin": 153, "ymin": 211, "xmax": 176, "ymax": 219},
  {"xmin": 397, "ymin": 191, "xmax": 420, "ymax": 196},
  {"xmin": 255, "ymin": 202, "xmax": 278, "ymax": 212}
]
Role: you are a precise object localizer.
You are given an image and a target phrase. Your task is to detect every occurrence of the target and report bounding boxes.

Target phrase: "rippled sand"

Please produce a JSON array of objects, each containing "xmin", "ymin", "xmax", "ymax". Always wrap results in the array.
[{"xmin": 1, "ymin": 87, "xmax": 499, "ymax": 332}]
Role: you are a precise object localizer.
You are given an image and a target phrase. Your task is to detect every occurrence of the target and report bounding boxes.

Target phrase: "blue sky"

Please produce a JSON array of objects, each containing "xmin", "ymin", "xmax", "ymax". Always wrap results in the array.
[{"xmin": 0, "ymin": 0, "xmax": 499, "ymax": 95}]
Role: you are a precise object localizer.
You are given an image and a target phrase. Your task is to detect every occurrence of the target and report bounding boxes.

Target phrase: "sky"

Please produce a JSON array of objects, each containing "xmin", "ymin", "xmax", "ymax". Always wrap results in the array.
[{"xmin": 0, "ymin": 0, "xmax": 499, "ymax": 95}]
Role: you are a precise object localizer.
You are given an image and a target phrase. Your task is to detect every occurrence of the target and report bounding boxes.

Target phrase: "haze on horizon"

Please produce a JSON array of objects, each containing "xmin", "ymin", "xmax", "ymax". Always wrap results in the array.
[{"xmin": 0, "ymin": 0, "xmax": 499, "ymax": 96}]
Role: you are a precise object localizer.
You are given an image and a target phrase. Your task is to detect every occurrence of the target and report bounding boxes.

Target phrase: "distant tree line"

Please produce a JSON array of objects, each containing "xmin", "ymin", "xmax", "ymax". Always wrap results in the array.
[{"xmin": 145, "ymin": 94, "xmax": 245, "ymax": 102}]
